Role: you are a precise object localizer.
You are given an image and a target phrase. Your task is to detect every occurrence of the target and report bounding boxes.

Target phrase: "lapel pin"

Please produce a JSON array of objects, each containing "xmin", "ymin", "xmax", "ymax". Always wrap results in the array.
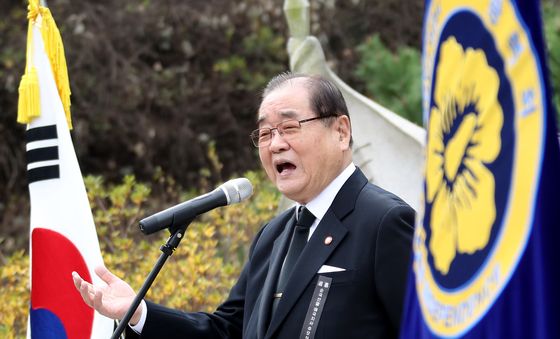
[{"xmin": 324, "ymin": 236, "xmax": 333, "ymax": 245}]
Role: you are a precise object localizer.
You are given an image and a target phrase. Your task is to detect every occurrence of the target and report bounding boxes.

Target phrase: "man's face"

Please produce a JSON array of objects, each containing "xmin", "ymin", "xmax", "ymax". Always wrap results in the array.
[{"xmin": 257, "ymin": 79, "xmax": 351, "ymax": 204}]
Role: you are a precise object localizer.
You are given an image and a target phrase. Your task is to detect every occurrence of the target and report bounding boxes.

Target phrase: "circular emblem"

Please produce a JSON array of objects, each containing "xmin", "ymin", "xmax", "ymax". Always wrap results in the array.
[{"xmin": 415, "ymin": 0, "xmax": 545, "ymax": 336}]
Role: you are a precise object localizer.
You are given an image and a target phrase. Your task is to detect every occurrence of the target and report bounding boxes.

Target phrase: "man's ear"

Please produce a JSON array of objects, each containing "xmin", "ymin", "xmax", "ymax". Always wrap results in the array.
[{"xmin": 336, "ymin": 115, "xmax": 351, "ymax": 148}]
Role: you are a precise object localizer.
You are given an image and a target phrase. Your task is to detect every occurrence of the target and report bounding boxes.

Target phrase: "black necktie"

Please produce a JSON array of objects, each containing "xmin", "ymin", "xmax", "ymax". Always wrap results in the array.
[{"xmin": 271, "ymin": 206, "xmax": 316, "ymax": 316}]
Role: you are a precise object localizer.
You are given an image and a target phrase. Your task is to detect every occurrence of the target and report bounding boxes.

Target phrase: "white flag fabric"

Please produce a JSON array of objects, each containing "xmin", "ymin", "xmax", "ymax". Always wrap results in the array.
[{"xmin": 24, "ymin": 11, "xmax": 114, "ymax": 339}]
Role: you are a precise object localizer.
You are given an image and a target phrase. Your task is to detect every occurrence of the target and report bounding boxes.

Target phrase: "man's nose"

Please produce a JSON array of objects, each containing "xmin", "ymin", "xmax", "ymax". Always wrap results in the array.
[{"xmin": 268, "ymin": 129, "xmax": 289, "ymax": 151}]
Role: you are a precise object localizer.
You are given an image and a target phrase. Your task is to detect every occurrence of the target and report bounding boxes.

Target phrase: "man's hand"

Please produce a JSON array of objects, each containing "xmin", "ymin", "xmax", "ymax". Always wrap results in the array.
[{"xmin": 72, "ymin": 266, "xmax": 143, "ymax": 325}]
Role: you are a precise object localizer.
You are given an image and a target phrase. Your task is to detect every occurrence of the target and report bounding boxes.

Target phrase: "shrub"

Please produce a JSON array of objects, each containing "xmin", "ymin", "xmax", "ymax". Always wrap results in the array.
[
  {"xmin": 0, "ymin": 250, "xmax": 28, "ymax": 338},
  {"xmin": 354, "ymin": 34, "xmax": 423, "ymax": 126},
  {"xmin": 543, "ymin": 1, "xmax": 560, "ymax": 126}
]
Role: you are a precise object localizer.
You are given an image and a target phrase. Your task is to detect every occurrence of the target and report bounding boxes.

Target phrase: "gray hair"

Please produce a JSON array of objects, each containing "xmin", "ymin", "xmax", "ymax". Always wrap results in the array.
[{"xmin": 262, "ymin": 72, "xmax": 353, "ymax": 146}]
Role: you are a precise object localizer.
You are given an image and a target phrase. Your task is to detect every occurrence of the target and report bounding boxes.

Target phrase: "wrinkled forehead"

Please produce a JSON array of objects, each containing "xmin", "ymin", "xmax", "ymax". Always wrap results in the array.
[
  {"xmin": 257, "ymin": 80, "xmax": 311, "ymax": 125},
  {"xmin": 256, "ymin": 110, "xmax": 298, "ymax": 126}
]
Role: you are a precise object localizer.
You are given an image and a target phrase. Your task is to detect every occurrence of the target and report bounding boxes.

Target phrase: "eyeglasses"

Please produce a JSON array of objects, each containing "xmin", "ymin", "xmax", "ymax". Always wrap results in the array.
[{"xmin": 250, "ymin": 115, "xmax": 336, "ymax": 147}]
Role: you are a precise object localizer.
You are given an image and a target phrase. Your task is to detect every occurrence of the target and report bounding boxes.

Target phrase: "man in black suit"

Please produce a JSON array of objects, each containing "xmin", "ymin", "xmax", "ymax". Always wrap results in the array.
[{"xmin": 73, "ymin": 73, "xmax": 415, "ymax": 338}]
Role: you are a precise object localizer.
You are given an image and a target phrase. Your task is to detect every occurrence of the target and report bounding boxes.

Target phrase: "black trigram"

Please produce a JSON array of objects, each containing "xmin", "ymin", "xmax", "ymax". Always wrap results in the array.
[{"xmin": 26, "ymin": 125, "xmax": 60, "ymax": 183}]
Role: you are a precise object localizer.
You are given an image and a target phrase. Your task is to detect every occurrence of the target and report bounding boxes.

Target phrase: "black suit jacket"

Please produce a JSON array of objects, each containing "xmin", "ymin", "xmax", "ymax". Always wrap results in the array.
[{"xmin": 131, "ymin": 168, "xmax": 415, "ymax": 338}]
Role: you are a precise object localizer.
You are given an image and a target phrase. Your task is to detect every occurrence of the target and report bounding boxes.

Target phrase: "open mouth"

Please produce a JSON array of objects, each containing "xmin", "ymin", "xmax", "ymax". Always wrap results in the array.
[{"xmin": 276, "ymin": 161, "xmax": 296, "ymax": 174}]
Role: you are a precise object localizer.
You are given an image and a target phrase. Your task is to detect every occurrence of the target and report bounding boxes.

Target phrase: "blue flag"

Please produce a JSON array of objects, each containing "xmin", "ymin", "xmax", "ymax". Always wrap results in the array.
[{"xmin": 400, "ymin": 0, "xmax": 560, "ymax": 338}]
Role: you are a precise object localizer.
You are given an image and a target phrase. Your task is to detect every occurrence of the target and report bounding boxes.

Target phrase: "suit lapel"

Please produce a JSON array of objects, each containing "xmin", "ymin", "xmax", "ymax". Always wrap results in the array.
[
  {"xmin": 256, "ymin": 210, "xmax": 297, "ymax": 339},
  {"xmin": 265, "ymin": 210, "xmax": 348, "ymax": 338},
  {"xmin": 264, "ymin": 168, "xmax": 368, "ymax": 338}
]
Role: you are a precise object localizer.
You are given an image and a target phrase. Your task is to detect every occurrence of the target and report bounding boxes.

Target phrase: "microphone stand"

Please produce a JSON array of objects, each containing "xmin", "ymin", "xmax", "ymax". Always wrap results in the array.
[{"xmin": 111, "ymin": 218, "xmax": 195, "ymax": 339}]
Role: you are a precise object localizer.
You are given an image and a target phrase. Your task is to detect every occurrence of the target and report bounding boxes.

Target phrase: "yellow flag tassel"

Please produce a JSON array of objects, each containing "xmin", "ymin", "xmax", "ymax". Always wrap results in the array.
[
  {"xmin": 17, "ymin": 8, "xmax": 40, "ymax": 125},
  {"xmin": 40, "ymin": 5, "xmax": 72, "ymax": 128},
  {"xmin": 17, "ymin": 66, "xmax": 41, "ymax": 124},
  {"xmin": 17, "ymin": 0, "xmax": 73, "ymax": 129}
]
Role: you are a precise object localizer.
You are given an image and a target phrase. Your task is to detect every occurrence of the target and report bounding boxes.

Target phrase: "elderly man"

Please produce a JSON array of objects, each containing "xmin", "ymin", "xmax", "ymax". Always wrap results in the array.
[{"xmin": 73, "ymin": 73, "xmax": 415, "ymax": 338}]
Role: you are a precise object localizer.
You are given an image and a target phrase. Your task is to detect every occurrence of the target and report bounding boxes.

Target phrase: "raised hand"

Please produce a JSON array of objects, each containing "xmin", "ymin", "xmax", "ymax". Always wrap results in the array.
[{"xmin": 72, "ymin": 266, "xmax": 143, "ymax": 325}]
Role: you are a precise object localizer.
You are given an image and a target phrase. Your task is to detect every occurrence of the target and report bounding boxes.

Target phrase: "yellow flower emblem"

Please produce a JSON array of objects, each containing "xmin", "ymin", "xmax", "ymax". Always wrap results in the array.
[{"xmin": 426, "ymin": 37, "xmax": 503, "ymax": 275}]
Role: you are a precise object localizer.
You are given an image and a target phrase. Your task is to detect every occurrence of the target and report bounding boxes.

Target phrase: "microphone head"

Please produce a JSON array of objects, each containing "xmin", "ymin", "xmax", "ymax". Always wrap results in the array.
[{"xmin": 220, "ymin": 177, "xmax": 253, "ymax": 204}]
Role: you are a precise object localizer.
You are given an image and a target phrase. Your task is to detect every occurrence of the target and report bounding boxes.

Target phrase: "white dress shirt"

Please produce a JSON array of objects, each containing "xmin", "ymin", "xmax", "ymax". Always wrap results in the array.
[{"xmin": 300, "ymin": 162, "xmax": 355, "ymax": 240}]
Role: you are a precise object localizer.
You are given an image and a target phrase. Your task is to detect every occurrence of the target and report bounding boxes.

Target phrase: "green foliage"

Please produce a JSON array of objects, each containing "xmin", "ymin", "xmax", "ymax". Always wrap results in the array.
[
  {"xmin": 1, "ymin": 0, "xmax": 290, "ymax": 201},
  {"xmin": 85, "ymin": 174, "xmax": 152, "ymax": 252},
  {"xmin": 354, "ymin": 34, "xmax": 423, "ymax": 126},
  {"xmin": 0, "ymin": 250, "xmax": 28, "ymax": 338},
  {"xmin": 0, "ymin": 170, "xmax": 280, "ymax": 337},
  {"xmin": 213, "ymin": 25, "xmax": 286, "ymax": 92},
  {"xmin": 543, "ymin": 1, "xmax": 560, "ymax": 126}
]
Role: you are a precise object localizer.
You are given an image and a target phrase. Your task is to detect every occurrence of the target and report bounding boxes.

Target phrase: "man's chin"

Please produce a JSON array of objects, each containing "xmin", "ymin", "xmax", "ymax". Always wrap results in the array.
[
  {"xmin": 277, "ymin": 185, "xmax": 307, "ymax": 204},
  {"xmin": 276, "ymin": 183, "xmax": 298, "ymax": 200}
]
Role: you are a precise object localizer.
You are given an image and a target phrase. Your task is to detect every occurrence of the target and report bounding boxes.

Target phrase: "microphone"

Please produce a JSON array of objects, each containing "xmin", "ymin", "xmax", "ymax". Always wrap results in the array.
[{"xmin": 139, "ymin": 178, "xmax": 253, "ymax": 235}]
